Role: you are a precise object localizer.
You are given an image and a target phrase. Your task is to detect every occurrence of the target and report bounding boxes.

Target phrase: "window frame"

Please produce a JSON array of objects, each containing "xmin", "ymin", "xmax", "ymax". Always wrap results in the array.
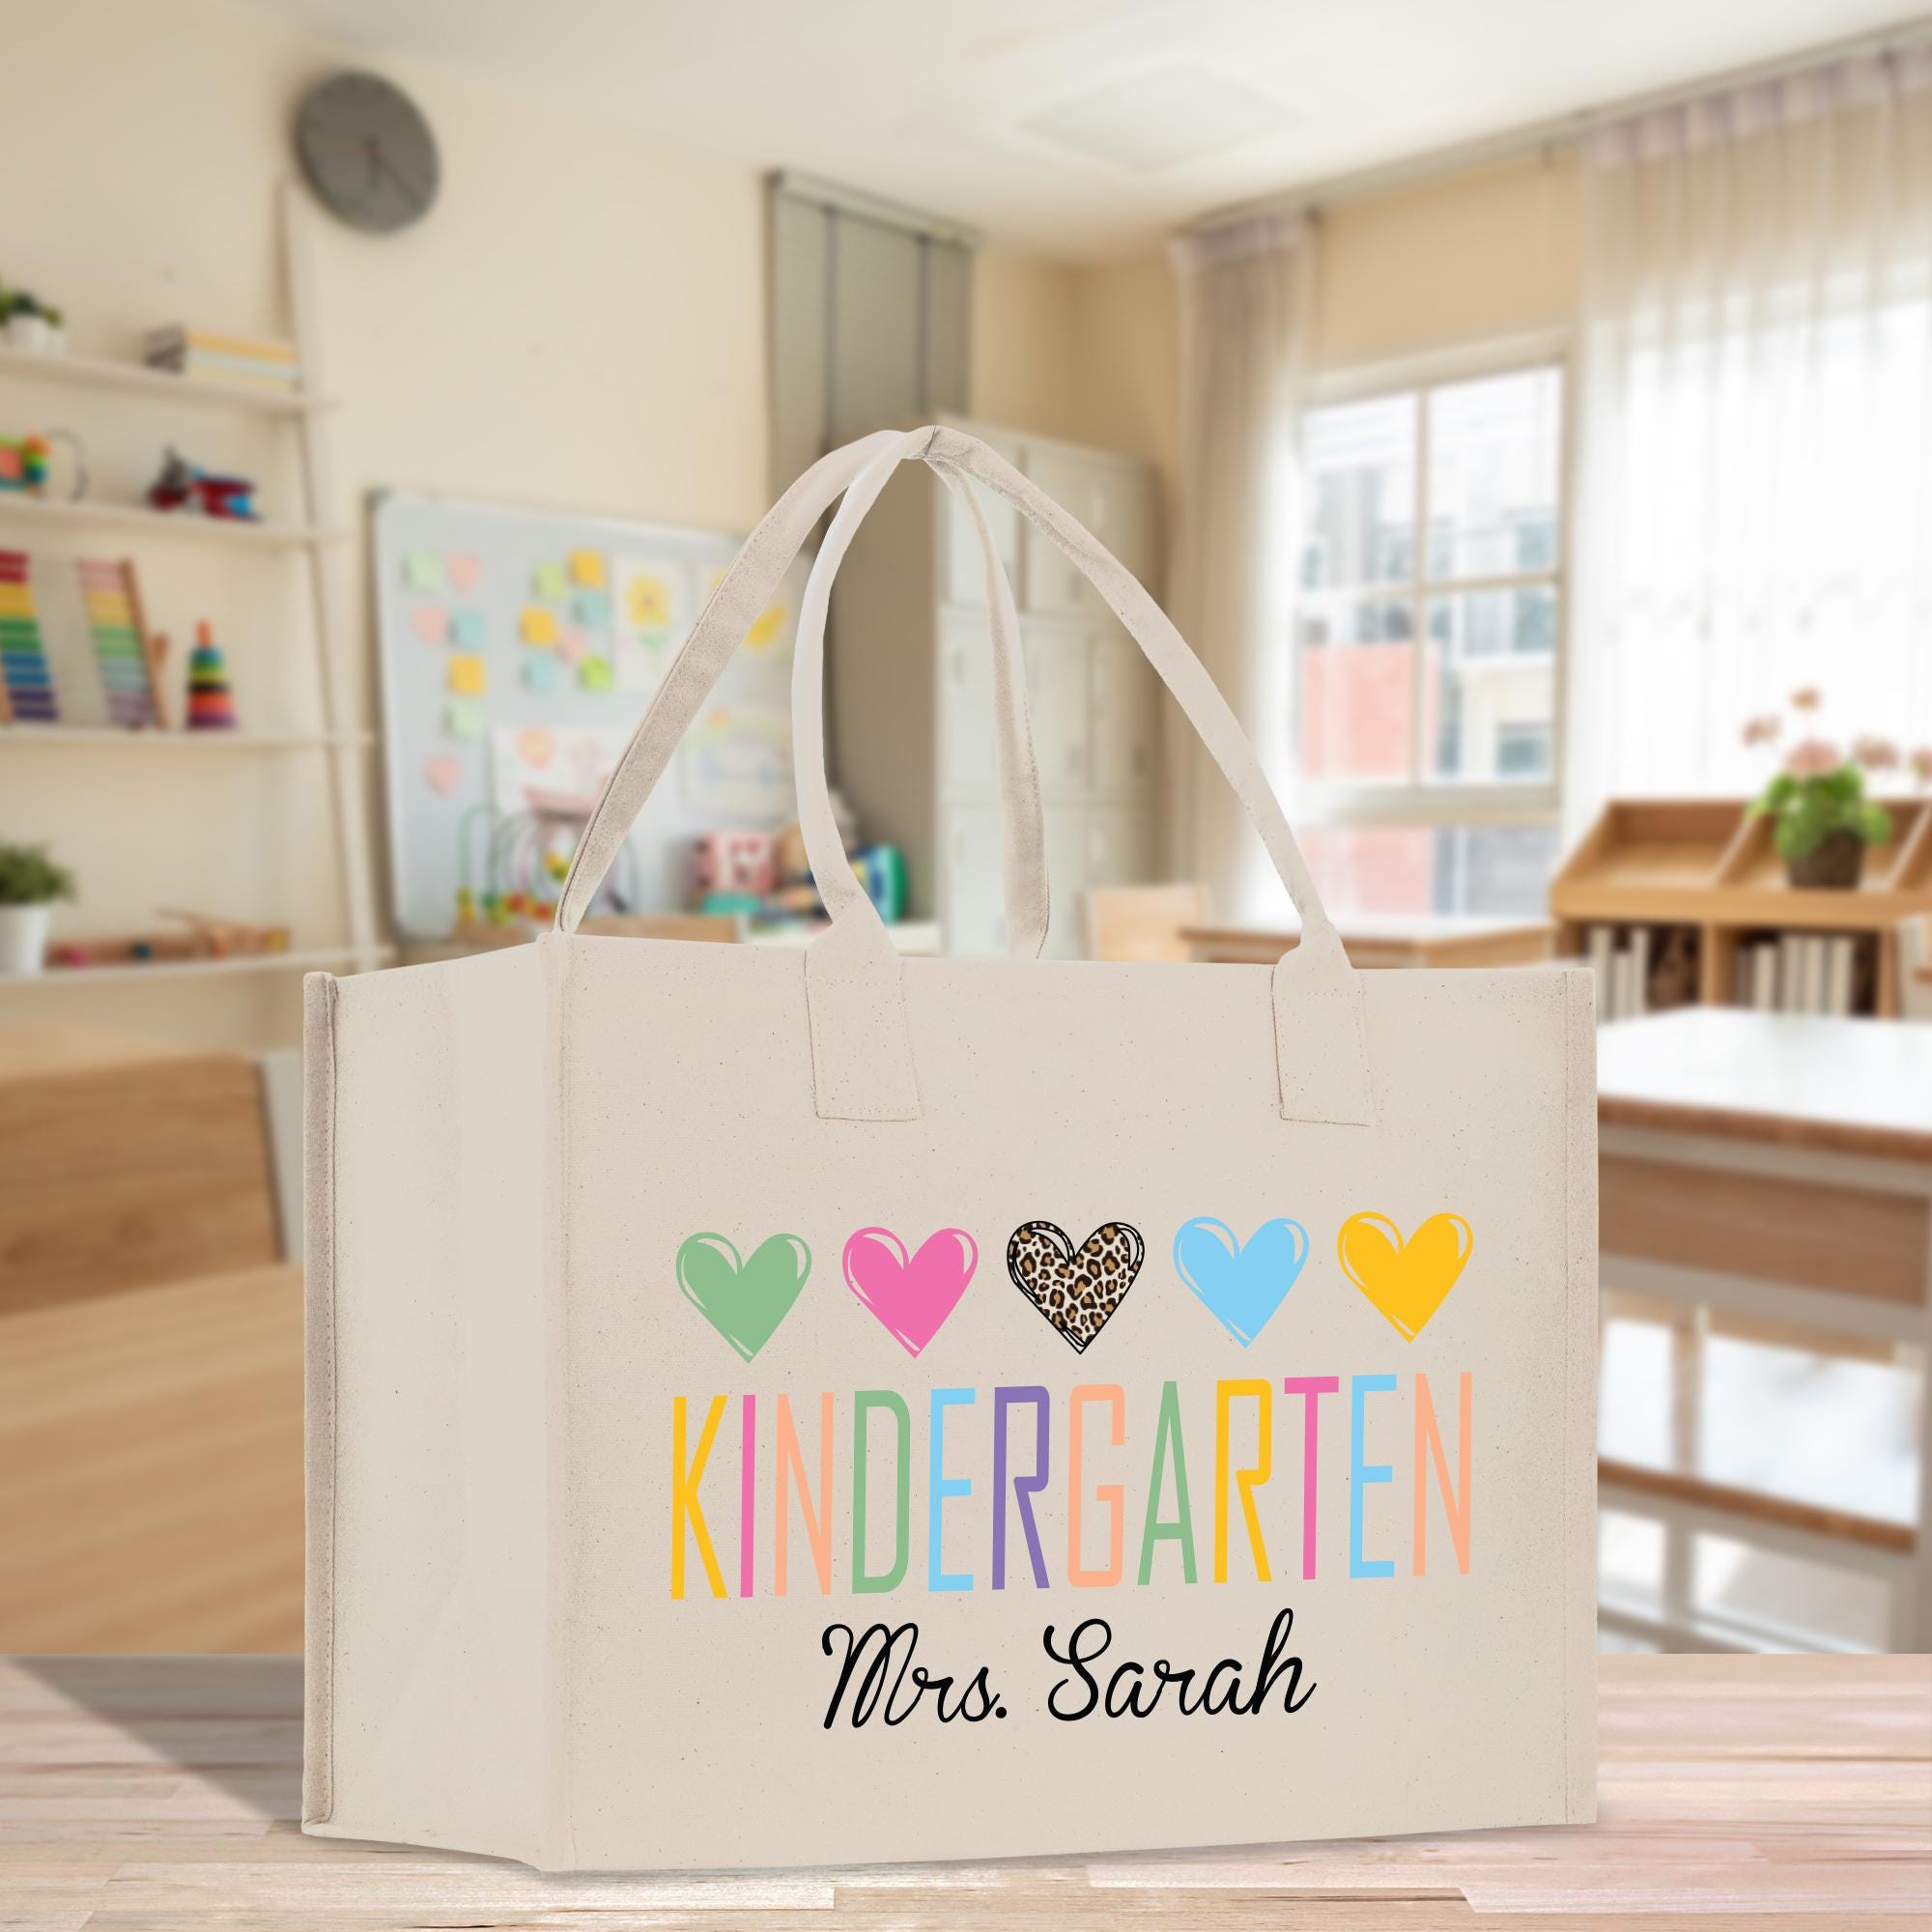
[{"xmin": 1293, "ymin": 329, "xmax": 1576, "ymax": 831}]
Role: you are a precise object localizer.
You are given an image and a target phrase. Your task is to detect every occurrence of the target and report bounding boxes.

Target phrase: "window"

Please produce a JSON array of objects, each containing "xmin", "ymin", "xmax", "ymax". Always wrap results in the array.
[
  {"xmin": 767, "ymin": 174, "xmax": 975, "ymax": 494},
  {"xmin": 1293, "ymin": 354, "xmax": 1566, "ymax": 915}
]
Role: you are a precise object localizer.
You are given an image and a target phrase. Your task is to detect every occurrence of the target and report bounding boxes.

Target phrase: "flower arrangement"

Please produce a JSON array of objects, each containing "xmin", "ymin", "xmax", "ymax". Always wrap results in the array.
[{"xmin": 1742, "ymin": 691, "xmax": 1932, "ymax": 889}]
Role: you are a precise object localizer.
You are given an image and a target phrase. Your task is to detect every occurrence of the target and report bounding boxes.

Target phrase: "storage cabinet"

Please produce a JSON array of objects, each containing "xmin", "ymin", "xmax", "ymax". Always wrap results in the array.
[{"xmin": 831, "ymin": 418, "xmax": 1164, "ymax": 957}]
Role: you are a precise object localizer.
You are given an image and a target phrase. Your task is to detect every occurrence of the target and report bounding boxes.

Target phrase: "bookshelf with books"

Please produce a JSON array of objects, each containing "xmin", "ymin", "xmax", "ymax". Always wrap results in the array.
[{"xmin": 1551, "ymin": 798, "xmax": 1932, "ymax": 1019}]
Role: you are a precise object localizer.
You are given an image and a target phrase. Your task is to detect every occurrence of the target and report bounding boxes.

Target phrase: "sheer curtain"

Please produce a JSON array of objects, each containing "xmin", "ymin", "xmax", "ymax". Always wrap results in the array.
[
  {"xmin": 1168, "ymin": 213, "xmax": 1315, "ymax": 917},
  {"xmin": 1567, "ymin": 43, "xmax": 1932, "ymax": 838}
]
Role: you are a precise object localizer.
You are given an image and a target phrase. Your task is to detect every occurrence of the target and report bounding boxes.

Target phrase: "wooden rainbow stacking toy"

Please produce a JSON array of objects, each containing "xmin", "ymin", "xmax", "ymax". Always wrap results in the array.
[
  {"xmin": 185, "ymin": 619, "xmax": 237, "ymax": 729},
  {"xmin": 0, "ymin": 549, "xmax": 57, "ymax": 724}
]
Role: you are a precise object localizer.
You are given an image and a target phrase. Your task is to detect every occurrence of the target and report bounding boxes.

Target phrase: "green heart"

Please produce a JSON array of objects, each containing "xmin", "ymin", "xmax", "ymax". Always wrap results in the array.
[{"xmin": 676, "ymin": 1232, "xmax": 811, "ymax": 1362}]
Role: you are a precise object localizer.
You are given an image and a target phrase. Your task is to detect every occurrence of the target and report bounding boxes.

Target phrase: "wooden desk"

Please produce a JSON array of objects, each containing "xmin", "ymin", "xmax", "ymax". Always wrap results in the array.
[
  {"xmin": 1595, "ymin": 1009, "xmax": 1932, "ymax": 1650},
  {"xmin": 1185, "ymin": 912, "xmax": 1554, "ymax": 968},
  {"xmin": 0, "ymin": 1655, "xmax": 1922, "ymax": 1925}
]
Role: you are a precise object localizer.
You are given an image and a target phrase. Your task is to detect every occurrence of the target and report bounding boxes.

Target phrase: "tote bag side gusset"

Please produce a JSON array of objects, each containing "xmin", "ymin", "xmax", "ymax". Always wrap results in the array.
[
  {"xmin": 1560, "ymin": 966, "xmax": 1601, "ymax": 1823},
  {"xmin": 301, "ymin": 946, "xmax": 554, "ymax": 1864}
]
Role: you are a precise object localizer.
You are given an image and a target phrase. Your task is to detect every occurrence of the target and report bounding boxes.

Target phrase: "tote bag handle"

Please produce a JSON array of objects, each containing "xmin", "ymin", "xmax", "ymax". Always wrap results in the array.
[
  {"xmin": 559, "ymin": 426, "xmax": 1372, "ymax": 1130},
  {"xmin": 555, "ymin": 429, "xmax": 1052, "ymax": 957}
]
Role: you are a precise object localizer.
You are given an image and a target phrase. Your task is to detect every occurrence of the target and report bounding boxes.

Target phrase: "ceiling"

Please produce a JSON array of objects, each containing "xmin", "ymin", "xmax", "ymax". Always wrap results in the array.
[{"xmin": 242, "ymin": 0, "xmax": 1921, "ymax": 256}]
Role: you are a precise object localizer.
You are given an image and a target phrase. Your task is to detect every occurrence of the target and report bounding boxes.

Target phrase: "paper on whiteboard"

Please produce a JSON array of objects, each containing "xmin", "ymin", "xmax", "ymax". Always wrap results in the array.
[
  {"xmin": 491, "ymin": 723, "xmax": 629, "ymax": 821},
  {"xmin": 678, "ymin": 705, "xmax": 792, "ymax": 822},
  {"xmin": 611, "ymin": 555, "xmax": 690, "ymax": 694}
]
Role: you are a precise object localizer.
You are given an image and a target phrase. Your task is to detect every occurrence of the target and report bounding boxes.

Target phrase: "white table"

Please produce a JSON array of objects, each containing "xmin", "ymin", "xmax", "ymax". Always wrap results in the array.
[{"xmin": 1595, "ymin": 1009, "xmax": 1932, "ymax": 1649}]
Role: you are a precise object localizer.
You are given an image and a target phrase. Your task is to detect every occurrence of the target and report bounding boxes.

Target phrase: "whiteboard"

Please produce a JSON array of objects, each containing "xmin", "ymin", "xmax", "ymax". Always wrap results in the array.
[{"xmin": 372, "ymin": 491, "xmax": 810, "ymax": 939}]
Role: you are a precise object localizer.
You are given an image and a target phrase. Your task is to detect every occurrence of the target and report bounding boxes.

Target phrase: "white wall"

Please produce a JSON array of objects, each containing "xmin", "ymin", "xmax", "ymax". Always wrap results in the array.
[{"xmin": 0, "ymin": 0, "xmax": 1126, "ymax": 1048}]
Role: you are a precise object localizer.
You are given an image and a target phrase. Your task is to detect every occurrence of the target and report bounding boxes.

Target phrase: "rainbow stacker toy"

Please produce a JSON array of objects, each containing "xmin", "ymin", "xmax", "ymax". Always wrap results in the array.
[{"xmin": 184, "ymin": 619, "xmax": 237, "ymax": 728}]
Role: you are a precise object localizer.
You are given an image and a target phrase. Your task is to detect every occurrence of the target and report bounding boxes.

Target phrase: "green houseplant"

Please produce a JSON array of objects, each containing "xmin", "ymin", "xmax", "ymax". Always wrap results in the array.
[
  {"xmin": 1741, "ymin": 692, "xmax": 1926, "ymax": 889},
  {"xmin": 0, "ymin": 842, "xmax": 74, "ymax": 975}
]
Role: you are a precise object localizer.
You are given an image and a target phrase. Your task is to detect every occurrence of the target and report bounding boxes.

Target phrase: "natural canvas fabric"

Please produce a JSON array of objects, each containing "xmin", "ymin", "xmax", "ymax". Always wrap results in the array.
[{"xmin": 304, "ymin": 426, "xmax": 1598, "ymax": 1872}]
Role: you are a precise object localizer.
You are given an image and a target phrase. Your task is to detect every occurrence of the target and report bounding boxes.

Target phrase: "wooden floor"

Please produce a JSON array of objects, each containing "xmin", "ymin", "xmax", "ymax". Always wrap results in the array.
[{"xmin": 0, "ymin": 1655, "xmax": 1924, "ymax": 1927}]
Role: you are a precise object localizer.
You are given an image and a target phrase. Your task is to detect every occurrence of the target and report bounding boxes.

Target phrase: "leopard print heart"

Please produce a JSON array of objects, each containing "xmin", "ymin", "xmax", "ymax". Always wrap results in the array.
[{"xmin": 1006, "ymin": 1220, "xmax": 1145, "ymax": 1353}]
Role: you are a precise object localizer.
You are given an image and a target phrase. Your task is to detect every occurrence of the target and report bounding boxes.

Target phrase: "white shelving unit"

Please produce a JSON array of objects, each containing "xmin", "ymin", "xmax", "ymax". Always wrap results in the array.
[
  {"xmin": 0, "ymin": 493, "xmax": 343, "ymax": 549},
  {"xmin": 0, "ymin": 340, "xmax": 337, "ymax": 416},
  {"xmin": 0, "ymin": 946, "xmax": 387, "ymax": 987},
  {"xmin": 3, "ymin": 725, "xmax": 372, "ymax": 751},
  {"xmin": 0, "ymin": 182, "xmax": 382, "ymax": 993}
]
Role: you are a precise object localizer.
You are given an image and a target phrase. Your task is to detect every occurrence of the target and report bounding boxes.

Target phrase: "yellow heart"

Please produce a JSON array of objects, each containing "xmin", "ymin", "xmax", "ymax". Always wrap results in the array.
[{"xmin": 1338, "ymin": 1212, "xmax": 1472, "ymax": 1342}]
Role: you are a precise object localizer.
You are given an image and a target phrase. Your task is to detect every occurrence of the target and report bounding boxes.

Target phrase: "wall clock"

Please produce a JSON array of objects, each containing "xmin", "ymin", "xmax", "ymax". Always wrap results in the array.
[{"xmin": 295, "ymin": 71, "xmax": 440, "ymax": 234}]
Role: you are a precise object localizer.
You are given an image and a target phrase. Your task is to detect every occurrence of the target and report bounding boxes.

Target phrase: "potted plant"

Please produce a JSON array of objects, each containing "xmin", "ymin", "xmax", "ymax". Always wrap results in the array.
[
  {"xmin": 1742, "ymin": 691, "xmax": 1926, "ymax": 889},
  {"xmin": 0, "ymin": 842, "xmax": 74, "ymax": 974},
  {"xmin": 1, "ymin": 288, "xmax": 53, "ymax": 354}
]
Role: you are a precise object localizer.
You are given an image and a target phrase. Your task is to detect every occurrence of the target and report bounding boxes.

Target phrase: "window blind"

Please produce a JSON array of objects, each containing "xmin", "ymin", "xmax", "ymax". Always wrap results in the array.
[{"xmin": 768, "ymin": 175, "xmax": 976, "ymax": 492}]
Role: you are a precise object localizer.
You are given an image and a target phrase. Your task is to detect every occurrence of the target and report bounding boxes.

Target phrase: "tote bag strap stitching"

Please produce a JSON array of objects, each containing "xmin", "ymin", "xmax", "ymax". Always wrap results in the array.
[{"xmin": 554, "ymin": 437, "xmax": 1050, "ymax": 953}]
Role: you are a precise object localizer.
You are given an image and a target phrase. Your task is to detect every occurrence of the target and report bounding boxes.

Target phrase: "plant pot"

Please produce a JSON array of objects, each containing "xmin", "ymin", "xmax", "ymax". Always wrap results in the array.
[
  {"xmin": 4, "ymin": 314, "xmax": 51, "ymax": 353},
  {"xmin": 0, "ymin": 902, "xmax": 51, "ymax": 975},
  {"xmin": 1783, "ymin": 829, "xmax": 1865, "ymax": 890}
]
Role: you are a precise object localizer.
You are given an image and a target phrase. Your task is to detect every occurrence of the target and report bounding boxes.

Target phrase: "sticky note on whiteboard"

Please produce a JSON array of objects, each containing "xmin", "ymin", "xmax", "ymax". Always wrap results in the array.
[
  {"xmin": 520, "ymin": 607, "xmax": 558, "ymax": 646},
  {"xmin": 579, "ymin": 656, "xmax": 613, "ymax": 693},
  {"xmin": 532, "ymin": 561, "xmax": 568, "ymax": 602},
  {"xmin": 522, "ymin": 653, "xmax": 559, "ymax": 694},
  {"xmin": 443, "ymin": 696, "xmax": 486, "ymax": 740},
  {"xmin": 404, "ymin": 550, "xmax": 442, "ymax": 590},
  {"xmin": 745, "ymin": 602, "xmax": 785, "ymax": 651},
  {"xmin": 447, "ymin": 652, "xmax": 487, "ymax": 696},
  {"xmin": 450, "ymin": 609, "xmax": 486, "ymax": 648},
  {"xmin": 570, "ymin": 550, "xmax": 607, "ymax": 589}
]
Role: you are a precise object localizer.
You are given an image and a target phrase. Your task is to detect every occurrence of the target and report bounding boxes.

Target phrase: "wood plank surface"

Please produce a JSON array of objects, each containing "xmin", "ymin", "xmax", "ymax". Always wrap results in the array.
[
  {"xmin": 0, "ymin": 1269, "xmax": 303, "ymax": 1654},
  {"xmin": 0, "ymin": 1032, "xmax": 279, "ymax": 1316},
  {"xmin": 0, "ymin": 1655, "xmax": 1923, "ymax": 1927}
]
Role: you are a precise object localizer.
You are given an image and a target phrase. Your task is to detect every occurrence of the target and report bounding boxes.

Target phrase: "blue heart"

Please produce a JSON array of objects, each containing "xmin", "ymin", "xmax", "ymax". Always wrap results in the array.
[{"xmin": 1173, "ymin": 1217, "xmax": 1308, "ymax": 1347}]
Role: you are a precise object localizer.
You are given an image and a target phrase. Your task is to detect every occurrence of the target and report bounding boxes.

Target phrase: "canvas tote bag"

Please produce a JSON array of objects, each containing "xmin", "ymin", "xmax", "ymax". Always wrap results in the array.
[{"xmin": 304, "ymin": 424, "xmax": 1598, "ymax": 1872}]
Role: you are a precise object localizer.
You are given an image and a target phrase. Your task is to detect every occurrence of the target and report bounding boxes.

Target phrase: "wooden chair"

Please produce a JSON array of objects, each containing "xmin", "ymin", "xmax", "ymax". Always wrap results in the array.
[{"xmin": 1083, "ymin": 884, "xmax": 1208, "ymax": 963}]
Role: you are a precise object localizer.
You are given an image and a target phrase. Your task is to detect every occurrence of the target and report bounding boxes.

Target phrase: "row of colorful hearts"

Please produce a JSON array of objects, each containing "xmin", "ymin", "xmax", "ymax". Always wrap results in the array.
[{"xmin": 676, "ymin": 1211, "xmax": 1474, "ymax": 1363}]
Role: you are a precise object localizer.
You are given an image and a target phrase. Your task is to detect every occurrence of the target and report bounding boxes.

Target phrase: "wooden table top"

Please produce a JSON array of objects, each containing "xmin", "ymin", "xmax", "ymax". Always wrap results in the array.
[
  {"xmin": 1597, "ymin": 1008, "xmax": 1932, "ymax": 1161},
  {"xmin": 2, "ymin": 1654, "xmax": 1924, "ymax": 1927}
]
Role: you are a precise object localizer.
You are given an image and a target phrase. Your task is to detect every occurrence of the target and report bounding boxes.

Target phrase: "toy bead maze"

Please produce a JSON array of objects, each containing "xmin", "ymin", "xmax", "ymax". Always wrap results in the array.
[
  {"xmin": 75, "ymin": 557, "xmax": 169, "ymax": 729},
  {"xmin": 0, "ymin": 550, "xmax": 57, "ymax": 724}
]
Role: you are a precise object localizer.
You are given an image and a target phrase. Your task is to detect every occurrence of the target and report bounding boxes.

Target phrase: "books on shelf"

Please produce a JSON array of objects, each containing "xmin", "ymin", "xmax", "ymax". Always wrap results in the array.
[
  {"xmin": 143, "ymin": 325, "xmax": 301, "ymax": 392},
  {"xmin": 1579, "ymin": 922, "xmax": 1697, "ymax": 1022},
  {"xmin": 1732, "ymin": 932, "xmax": 1865, "ymax": 1016}
]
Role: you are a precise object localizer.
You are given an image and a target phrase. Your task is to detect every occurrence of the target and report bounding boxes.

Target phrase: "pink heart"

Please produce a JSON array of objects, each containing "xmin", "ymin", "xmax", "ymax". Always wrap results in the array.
[
  {"xmin": 422, "ymin": 753, "xmax": 461, "ymax": 795},
  {"xmin": 411, "ymin": 605, "xmax": 448, "ymax": 645},
  {"xmin": 842, "ymin": 1227, "xmax": 977, "ymax": 1358},
  {"xmin": 446, "ymin": 554, "xmax": 482, "ymax": 595}
]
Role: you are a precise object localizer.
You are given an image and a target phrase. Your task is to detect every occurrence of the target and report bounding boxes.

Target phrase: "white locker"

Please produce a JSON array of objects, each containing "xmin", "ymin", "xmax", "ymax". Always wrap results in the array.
[{"xmin": 829, "ymin": 417, "xmax": 1165, "ymax": 955}]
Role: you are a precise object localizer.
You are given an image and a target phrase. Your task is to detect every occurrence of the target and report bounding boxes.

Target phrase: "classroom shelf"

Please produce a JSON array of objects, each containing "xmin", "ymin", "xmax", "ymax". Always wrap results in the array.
[
  {"xmin": 1551, "ymin": 797, "xmax": 1932, "ymax": 1016},
  {"xmin": 0, "ymin": 493, "xmax": 343, "ymax": 550},
  {"xmin": 0, "ymin": 725, "xmax": 374, "ymax": 751},
  {"xmin": 0, "ymin": 945, "xmax": 391, "ymax": 990},
  {"xmin": 0, "ymin": 342, "xmax": 335, "ymax": 415}
]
